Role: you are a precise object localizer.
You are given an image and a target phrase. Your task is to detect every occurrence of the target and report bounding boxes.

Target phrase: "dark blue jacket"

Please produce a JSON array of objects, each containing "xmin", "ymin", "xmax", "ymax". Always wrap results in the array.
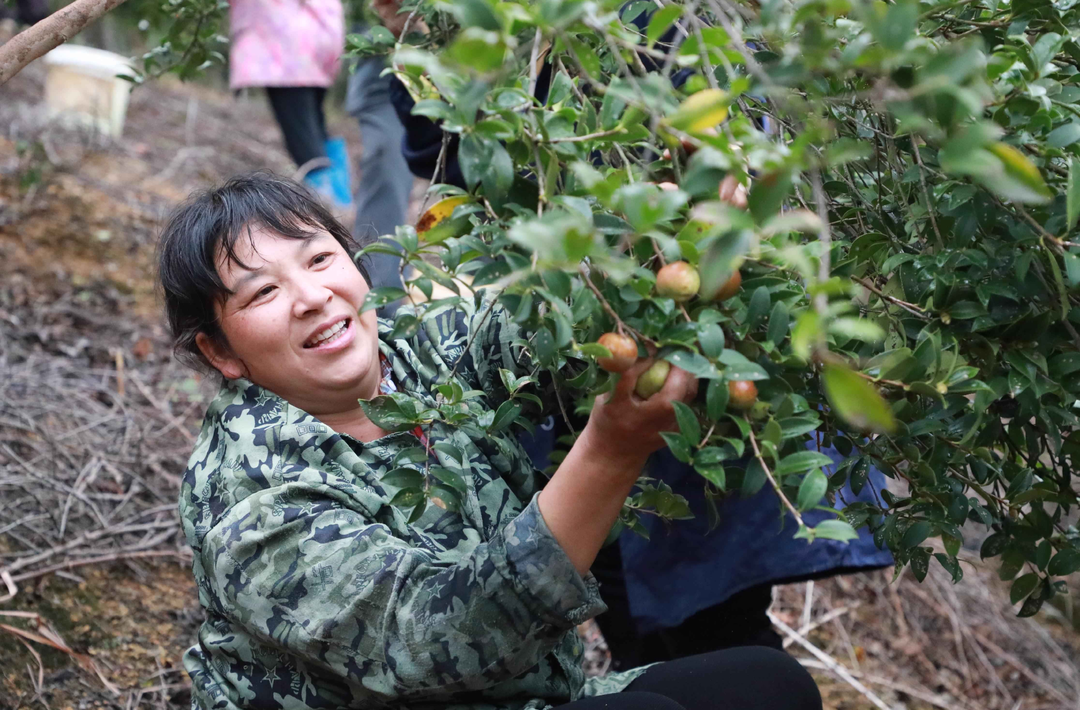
[
  {"xmin": 618, "ymin": 444, "xmax": 892, "ymax": 633},
  {"xmin": 518, "ymin": 422, "xmax": 893, "ymax": 632}
]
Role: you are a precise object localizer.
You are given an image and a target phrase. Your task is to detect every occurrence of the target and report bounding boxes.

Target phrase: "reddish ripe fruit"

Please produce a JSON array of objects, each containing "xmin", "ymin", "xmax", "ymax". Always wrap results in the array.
[
  {"xmin": 656, "ymin": 261, "xmax": 700, "ymax": 302},
  {"xmin": 635, "ymin": 360, "xmax": 672, "ymax": 399},
  {"xmin": 728, "ymin": 380, "xmax": 758, "ymax": 410},
  {"xmin": 596, "ymin": 333, "xmax": 638, "ymax": 373},
  {"xmin": 708, "ymin": 270, "xmax": 742, "ymax": 302}
]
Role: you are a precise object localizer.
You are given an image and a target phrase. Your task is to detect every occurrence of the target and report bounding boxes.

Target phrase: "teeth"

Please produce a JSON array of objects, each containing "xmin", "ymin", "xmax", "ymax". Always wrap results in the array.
[{"xmin": 306, "ymin": 320, "xmax": 347, "ymax": 347}]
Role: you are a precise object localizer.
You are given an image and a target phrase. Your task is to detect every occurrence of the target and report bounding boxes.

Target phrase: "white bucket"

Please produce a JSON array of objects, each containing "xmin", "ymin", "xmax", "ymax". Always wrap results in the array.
[{"xmin": 42, "ymin": 45, "xmax": 135, "ymax": 138}]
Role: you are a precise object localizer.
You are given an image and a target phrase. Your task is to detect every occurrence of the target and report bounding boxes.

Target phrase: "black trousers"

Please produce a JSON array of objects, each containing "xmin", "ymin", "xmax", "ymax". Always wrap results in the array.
[
  {"xmin": 555, "ymin": 647, "xmax": 821, "ymax": 710},
  {"xmin": 591, "ymin": 539, "xmax": 783, "ymax": 671},
  {"xmin": 265, "ymin": 87, "xmax": 329, "ymax": 169}
]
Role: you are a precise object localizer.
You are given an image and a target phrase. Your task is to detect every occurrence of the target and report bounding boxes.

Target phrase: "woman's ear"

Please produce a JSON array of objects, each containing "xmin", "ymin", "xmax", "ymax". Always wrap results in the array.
[{"xmin": 195, "ymin": 332, "xmax": 248, "ymax": 380}]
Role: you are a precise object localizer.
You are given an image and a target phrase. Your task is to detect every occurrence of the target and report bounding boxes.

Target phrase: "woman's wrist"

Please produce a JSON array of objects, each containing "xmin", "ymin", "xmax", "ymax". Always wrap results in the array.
[{"xmin": 575, "ymin": 418, "xmax": 651, "ymax": 475}]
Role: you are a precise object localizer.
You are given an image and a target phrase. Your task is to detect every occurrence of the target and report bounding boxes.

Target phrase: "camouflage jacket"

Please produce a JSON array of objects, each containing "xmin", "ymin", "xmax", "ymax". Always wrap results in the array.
[{"xmin": 180, "ymin": 301, "xmax": 646, "ymax": 710}]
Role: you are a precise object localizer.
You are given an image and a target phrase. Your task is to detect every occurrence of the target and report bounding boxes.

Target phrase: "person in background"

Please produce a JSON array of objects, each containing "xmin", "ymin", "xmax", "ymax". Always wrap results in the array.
[
  {"xmin": 343, "ymin": 0, "xmax": 418, "ymax": 296},
  {"xmin": 228, "ymin": 0, "xmax": 353, "ymax": 212},
  {"xmin": 0, "ymin": 0, "xmax": 48, "ymax": 26},
  {"xmin": 372, "ymin": 0, "xmax": 893, "ymax": 670}
]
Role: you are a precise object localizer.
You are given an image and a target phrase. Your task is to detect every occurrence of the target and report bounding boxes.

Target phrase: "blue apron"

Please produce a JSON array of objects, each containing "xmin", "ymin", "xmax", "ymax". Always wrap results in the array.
[{"xmin": 518, "ymin": 421, "xmax": 893, "ymax": 633}]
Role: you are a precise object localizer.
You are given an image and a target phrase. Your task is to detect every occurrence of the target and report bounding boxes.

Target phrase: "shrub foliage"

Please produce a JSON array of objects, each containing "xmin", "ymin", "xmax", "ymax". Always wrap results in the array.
[
  {"xmin": 119, "ymin": 0, "xmax": 1080, "ymax": 613},
  {"xmin": 351, "ymin": 0, "xmax": 1080, "ymax": 616}
]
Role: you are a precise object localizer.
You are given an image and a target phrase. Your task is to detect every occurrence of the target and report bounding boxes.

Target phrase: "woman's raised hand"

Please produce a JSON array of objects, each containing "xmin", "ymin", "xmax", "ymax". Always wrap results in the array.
[
  {"xmin": 538, "ymin": 359, "xmax": 697, "ymax": 575},
  {"xmin": 585, "ymin": 358, "xmax": 698, "ymax": 466}
]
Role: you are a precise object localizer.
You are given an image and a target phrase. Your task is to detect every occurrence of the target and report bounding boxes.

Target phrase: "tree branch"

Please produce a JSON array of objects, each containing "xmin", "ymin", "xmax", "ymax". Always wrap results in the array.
[
  {"xmin": 747, "ymin": 427, "xmax": 805, "ymax": 528},
  {"xmin": 0, "ymin": 0, "xmax": 130, "ymax": 86}
]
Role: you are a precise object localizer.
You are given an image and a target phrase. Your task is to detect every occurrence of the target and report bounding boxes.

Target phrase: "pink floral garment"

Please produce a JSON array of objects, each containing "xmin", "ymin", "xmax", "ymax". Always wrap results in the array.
[{"xmin": 228, "ymin": 0, "xmax": 345, "ymax": 89}]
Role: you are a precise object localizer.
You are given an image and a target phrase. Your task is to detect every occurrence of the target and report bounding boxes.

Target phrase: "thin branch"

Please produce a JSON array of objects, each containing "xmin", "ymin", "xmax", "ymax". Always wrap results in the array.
[
  {"xmin": 578, "ymin": 266, "xmax": 657, "ymax": 345},
  {"xmin": 747, "ymin": 427, "xmax": 805, "ymax": 528},
  {"xmin": 527, "ymin": 27, "xmax": 544, "ymax": 101},
  {"xmin": 768, "ymin": 612, "xmax": 894, "ymax": 710},
  {"xmin": 911, "ymin": 141, "xmax": 945, "ymax": 250},
  {"xmin": 0, "ymin": 0, "xmax": 131, "ymax": 86},
  {"xmin": 852, "ymin": 276, "xmax": 930, "ymax": 320},
  {"xmin": 528, "ymin": 127, "xmax": 628, "ymax": 144},
  {"xmin": 810, "ymin": 167, "xmax": 832, "ymax": 318}
]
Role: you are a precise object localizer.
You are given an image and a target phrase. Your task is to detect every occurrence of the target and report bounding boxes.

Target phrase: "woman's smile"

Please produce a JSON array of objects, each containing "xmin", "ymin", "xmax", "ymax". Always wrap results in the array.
[{"xmin": 302, "ymin": 316, "xmax": 354, "ymax": 351}]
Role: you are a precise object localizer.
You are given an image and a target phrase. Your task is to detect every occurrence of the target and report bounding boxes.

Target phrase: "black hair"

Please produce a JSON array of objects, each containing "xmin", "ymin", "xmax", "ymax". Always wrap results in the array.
[{"xmin": 157, "ymin": 170, "xmax": 372, "ymax": 370}]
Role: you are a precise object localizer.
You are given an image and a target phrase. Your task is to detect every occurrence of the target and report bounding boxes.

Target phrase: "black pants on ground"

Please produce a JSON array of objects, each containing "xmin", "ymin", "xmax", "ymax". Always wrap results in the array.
[
  {"xmin": 591, "ymin": 542, "xmax": 783, "ymax": 671},
  {"xmin": 265, "ymin": 87, "xmax": 328, "ymax": 169},
  {"xmin": 554, "ymin": 647, "xmax": 821, "ymax": 710}
]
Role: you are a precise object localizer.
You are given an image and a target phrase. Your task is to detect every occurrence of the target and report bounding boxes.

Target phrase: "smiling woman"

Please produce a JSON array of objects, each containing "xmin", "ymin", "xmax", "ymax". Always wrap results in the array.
[{"xmin": 157, "ymin": 172, "xmax": 820, "ymax": 710}]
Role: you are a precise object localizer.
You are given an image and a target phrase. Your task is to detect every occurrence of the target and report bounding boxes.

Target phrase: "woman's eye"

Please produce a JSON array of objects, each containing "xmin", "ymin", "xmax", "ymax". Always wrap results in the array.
[
  {"xmin": 252, "ymin": 285, "xmax": 275, "ymax": 301},
  {"xmin": 312, "ymin": 253, "xmax": 332, "ymax": 266}
]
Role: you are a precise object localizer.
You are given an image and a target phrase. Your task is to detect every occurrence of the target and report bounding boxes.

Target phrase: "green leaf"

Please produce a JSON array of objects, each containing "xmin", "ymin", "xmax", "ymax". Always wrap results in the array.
[
  {"xmin": 812, "ymin": 519, "xmax": 860, "ymax": 542},
  {"xmin": 935, "ymin": 553, "xmax": 964, "ymax": 583},
  {"xmin": 663, "ymin": 349, "xmax": 722, "ymax": 379},
  {"xmin": 661, "ymin": 431, "xmax": 693, "ymax": 463},
  {"xmin": 985, "ymin": 142, "xmax": 1053, "ymax": 205},
  {"xmin": 823, "ymin": 363, "xmax": 897, "ymax": 434},
  {"xmin": 489, "ymin": 400, "xmax": 521, "ymax": 433},
  {"xmin": 1017, "ymin": 591, "xmax": 1045, "ymax": 617},
  {"xmin": 359, "ymin": 396, "xmax": 416, "ymax": 431},
  {"xmin": 767, "ymin": 300, "xmax": 790, "ymax": 345},
  {"xmin": 796, "ymin": 469, "xmax": 828, "ymax": 511},
  {"xmin": 446, "ymin": 0, "xmax": 501, "ymax": 31},
  {"xmin": 791, "ymin": 311, "xmax": 820, "ymax": 361},
  {"xmin": 361, "ymin": 287, "xmax": 408, "ymax": 312},
  {"xmin": 381, "ymin": 467, "xmax": 425, "ymax": 489},
  {"xmin": 1064, "ymin": 253, "xmax": 1080, "ymax": 287},
  {"xmin": 390, "ymin": 487, "xmax": 425, "ymax": 508},
  {"xmin": 910, "ymin": 548, "xmax": 931, "ymax": 581},
  {"xmin": 1010, "ymin": 573, "xmax": 1039, "ymax": 604},
  {"xmin": 1047, "ymin": 122, "xmax": 1080, "ymax": 149},
  {"xmin": 1068, "ymin": 158, "xmax": 1080, "ymax": 232},
  {"xmin": 981, "ymin": 532, "xmax": 1009, "ymax": 559},
  {"xmin": 902, "ymin": 521, "xmax": 931, "ymax": 550},
  {"xmin": 748, "ymin": 171, "xmax": 793, "ymax": 223},
  {"xmin": 695, "ymin": 463, "xmax": 726, "ymax": 490},
  {"xmin": 1047, "ymin": 548, "xmax": 1080, "ymax": 576},
  {"xmin": 746, "ymin": 286, "xmax": 771, "ymax": 328},
  {"xmin": 742, "ymin": 457, "xmax": 767, "ymax": 496},
  {"xmin": 699, "ymin": 230, "xmax": 752, "ymax": 298},
  {"xmin": 447, "ymin": 28, "xmax": 507, "ymax": 73},
  {"xmin": 646, "ymin": 4, "xmax": 682, "ymax": 46},
  {"xmin": 429, "ymin": 466, "xmax": 467, "ymax": 496},
  {"xmin": 775, "ymin": 450, "xmax": 835, "ymax": 476},
  {"xmin": 829, "ymin": 317, "xmax": 885, "ymax": 342},
  {"xmin": 706, "ymin": 378, "xmax": 729, "ymax": 420},
  {"xmin": 673, "ymin": 401, "xmax": 701, "ymax": 444},
  {"xmin": 699, "ymin": 322, "xmax": 726, "ymax": 359}
]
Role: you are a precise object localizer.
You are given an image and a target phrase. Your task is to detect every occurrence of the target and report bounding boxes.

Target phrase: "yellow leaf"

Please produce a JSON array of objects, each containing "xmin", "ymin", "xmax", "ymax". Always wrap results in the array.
[
  {"xmin": 667, "ymin": 89, "xmax": 729, "ymax": 133},
  {"xmin": 416, "ymin": 195, "xmax": 473, "ymax": 243}
]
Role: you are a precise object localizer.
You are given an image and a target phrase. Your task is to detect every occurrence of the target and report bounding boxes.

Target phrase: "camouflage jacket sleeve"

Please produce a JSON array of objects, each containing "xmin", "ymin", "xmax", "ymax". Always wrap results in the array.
[{"xmin": 200, "ymin": 477, "xmax": 604, "ymax": 703}]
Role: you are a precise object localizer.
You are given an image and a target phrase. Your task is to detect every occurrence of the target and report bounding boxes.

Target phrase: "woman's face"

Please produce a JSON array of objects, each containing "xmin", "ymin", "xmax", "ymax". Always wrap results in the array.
[{"xmin": 196, "ymin": 226, "xmax": 381, "ymax": 417}]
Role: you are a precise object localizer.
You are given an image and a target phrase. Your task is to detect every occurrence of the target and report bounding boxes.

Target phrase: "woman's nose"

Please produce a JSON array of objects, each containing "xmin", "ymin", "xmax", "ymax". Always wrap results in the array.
[{"xmin": 292, "ymin": 280, "xmax": 333, "ymax": 317}]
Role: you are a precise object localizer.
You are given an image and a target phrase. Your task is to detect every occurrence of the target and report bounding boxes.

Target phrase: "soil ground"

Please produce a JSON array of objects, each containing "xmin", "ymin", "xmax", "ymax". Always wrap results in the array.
[{"xmin": 1, "ymin": 44, "xmax": 1078, "ymax": 710}]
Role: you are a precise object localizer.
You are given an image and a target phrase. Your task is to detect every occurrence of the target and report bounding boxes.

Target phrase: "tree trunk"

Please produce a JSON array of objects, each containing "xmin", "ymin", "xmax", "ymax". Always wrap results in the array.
[{"xmin": 0, "ymin": 0, "xmax": 130, "ymax": 86}]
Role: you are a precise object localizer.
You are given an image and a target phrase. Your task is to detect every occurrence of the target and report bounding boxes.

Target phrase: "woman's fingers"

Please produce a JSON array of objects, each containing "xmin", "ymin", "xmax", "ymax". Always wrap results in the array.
[
  {"xmin": 657, "ymin": 364, "xmax": 698, "ymax": 405},
  {"xmin": 609, "ymin": 356, "xmax": 655, "ymax": 402}
]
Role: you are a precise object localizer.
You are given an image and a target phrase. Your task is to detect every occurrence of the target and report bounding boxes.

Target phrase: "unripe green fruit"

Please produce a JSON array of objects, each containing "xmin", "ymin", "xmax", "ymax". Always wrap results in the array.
[
  {"xmin": 634, "ymin": 360, "xmax": 671, "ymax": 399},
  {"xmin": 597, "ymin": 332, "xmax": 638, "ymax": 373},
  {"xmin": 655, "ymin": 262, "xmax": 700, "ymax": 302}
]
